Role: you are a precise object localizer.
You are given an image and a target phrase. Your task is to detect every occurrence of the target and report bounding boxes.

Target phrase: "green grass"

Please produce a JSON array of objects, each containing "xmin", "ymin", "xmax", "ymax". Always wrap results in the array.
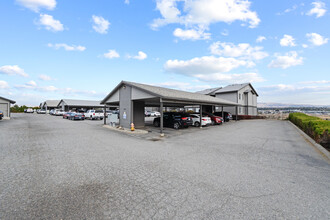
[{"xmin": 289, "ymin": 113, "xmax": 330, "ymax": 138}]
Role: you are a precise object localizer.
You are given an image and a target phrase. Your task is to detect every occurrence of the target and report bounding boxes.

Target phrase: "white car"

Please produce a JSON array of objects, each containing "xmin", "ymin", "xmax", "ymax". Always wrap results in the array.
[
  {"xmin": 190, "ymin": 114, "xmax": 212, "ymax": 127},
  {"xmin": 85, "ymin": 110, "xmax": 104, "ymax": 120},
  {"xmin": 26, "ymin": 108, "xmax": 34, "ymax": 113},
  {"xmin": 150, "ymin": 111, "xmax": 161, "ymax": 117},
  {"xmin": 55, "ymin": 109, "xmax": 65, "ymax": 116}
]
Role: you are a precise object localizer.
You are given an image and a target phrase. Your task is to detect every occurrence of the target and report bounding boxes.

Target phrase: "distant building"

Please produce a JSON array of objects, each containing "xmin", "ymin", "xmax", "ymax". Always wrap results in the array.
[
  {"xmin": 41, "ymin": 100, "xmax": 61, "ymax": 111},
  {"xmin": 0, "ymin": 96, "xmax": 16, "ymax": 119},
  {"xmin": 197, "ymin": 83, "xmax": 258, "ymax": 116},
  {"xmin": 57, "ymin": 99, "xmax": 104, "ymax": 111}
]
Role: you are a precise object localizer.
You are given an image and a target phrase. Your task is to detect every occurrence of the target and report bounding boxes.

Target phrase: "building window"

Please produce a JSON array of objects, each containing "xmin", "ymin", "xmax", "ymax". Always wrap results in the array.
[{"xmin": 239, "ymin": 93, "xmax": 241, "ymax": 100}]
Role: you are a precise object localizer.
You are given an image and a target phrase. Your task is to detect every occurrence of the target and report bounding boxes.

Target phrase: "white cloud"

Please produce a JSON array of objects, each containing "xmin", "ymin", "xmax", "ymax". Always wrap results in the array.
[
  {"xmin": 124, "ymin": 0, "xmax": 130, "ymax": 4},
  {"xmin": 195, "ymin": 72, "xmax": 264, "ymax": 84},
  {"xmin": 103, "ymin": 50, "xmax": 120, "ymax": 59},
  {"xmin": 306, "ymin": 33, "xmax": 329, "ymax": 46},
  {"xmin": 268, "ymin": 51, "xmax": 303, "ymax": 69},
  {"xmin": 173, "ymin": 28, "xmax": 210, "ymax": 40},
  {"xmin": 165, "ymin": 56, "xmax": 254, "ymax": 75},
  {"xmin": 92, "ymin": 15, "xmax": 110, "ymax": 34},
  {"xmin": 16, "ymin": 0, "xmax": 56, "ymax": 12},
  {"xmin": 38, "ymin": 14, "xmax": 64, "ymax": 32},
  {"xmin": 209, "ymin": 42, "xmax": 268, "ymax": 60},
  {"xmin": 128, "ymin": 51, "xmax": 147, "ymax": 60},
  {"xmin": 39, "ymin": 74, "xmax": 54, "ymax": 81},
  {"xmin": 280, "ymin": 34, "xmax": 296, "ymax": 47},
  {"xmin": 261, "ymin": 83, "xmax": 330, "ymax": 94},
  {"xmin": 256, "ymin": 36, "xmax": 266, "ymax": 43},
  {"xmin": 306, "ymin": 1, "xmax": 327, "ymax": 18},
  {"xmin": 299, "ymin": 80, "xmax": 330, "ymax": 84},
  {"xmin": 302, "ymin": 44, "xmax": 308, "ymax": 48},
  {"xmin": 15, "ymin": 81, "xmax": 59, "ymax": 92},
  {"xmin": 221, "ymin": 29, "xmax": 229, "ymax": 36},
  {"xmin": 277, "ymin": 4, "xmax": 298, "ymax": 15},
  {"xmin": 151, "ymin": 0, "xmax": 260, "ymax": 40},
  {"xmin": 48, "ymin": 43, "xmax": 86, "ymax": 51},
  {"xmin": 0, "ymin": 65, "xmax": 29, "ymax": 77},
  {"xmin": 0, "ymin": 81, "xmax": 10, "ymax": 89}
]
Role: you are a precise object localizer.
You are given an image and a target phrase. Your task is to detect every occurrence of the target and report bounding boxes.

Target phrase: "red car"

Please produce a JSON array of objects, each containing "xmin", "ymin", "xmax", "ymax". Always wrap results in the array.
[{"xmin": 203, "ymin": 112, "xmax": 223, "ymax": 125}]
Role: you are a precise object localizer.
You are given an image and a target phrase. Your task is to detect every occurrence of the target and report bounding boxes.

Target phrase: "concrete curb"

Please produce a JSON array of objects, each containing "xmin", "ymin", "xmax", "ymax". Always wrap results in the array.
[
  {"xmin": 103, "ymin": 125, "xmax": 148, "ymax": 134},
  {"xmin": 288, "ymin": 121, "xmax": 330, "ymax": 161}
]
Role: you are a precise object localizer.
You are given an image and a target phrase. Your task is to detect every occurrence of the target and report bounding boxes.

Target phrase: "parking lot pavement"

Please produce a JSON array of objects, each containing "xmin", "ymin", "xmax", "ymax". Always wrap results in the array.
[{"xmin": 1, "ymin": 114, "xmax": 329, "ymax": 219}]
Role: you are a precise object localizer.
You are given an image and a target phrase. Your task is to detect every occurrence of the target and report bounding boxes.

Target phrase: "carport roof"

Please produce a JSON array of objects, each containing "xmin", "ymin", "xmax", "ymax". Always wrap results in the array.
[
  {"xmin": 101, "ymin": 81, "xmax": 241, "ymax": 106},
  {"xmin": 58, "ymin": 99, "xmax": 104, "ymax": 107},
  {"xmin": 0, "ymin": 96, "xmax": 16, "ymax": 104},
  {"xmin": 43, "ymin": 100, "xmax": 60, "ymax": 108}
]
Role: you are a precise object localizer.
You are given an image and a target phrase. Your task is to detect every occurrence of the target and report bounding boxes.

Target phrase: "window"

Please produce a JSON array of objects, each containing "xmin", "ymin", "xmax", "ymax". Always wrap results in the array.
[{"xmin": 239, "ymin": 93, "xmax": 241, "ymax": 99}]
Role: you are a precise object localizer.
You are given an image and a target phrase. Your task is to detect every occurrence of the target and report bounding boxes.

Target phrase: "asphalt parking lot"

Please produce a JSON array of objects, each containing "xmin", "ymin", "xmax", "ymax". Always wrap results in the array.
[{"xmin": 1, "ymin": 113, "xmax": 329, "ymax": 219}]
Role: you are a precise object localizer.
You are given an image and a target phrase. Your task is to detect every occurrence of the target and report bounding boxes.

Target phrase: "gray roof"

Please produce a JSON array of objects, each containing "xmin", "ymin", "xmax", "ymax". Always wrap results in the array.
[
  {"xmin": 101, "ymin": 81, "xmax": 240, "ymax": 106},
  {"xmin": 43, "ymin": 100, "xmax": 60, "ymax": 108},
  {"xmin": 196, "ymin": 87, "xmax": 222, "ymax": 95},
  {"xmin": 58, "ymin": 99, "xmax": 103, "ymax": 107},
  {"xmin": 213, "ymin": 83, "xmax": 259, "ymax": 96},
  {"xmin": 0, "ymin": 96, "xmax": 16, "ymax": 104}
]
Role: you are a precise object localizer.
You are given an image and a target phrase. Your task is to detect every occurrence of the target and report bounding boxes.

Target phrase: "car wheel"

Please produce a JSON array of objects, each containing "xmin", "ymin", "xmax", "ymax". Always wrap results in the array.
[
  {"xmin": 173, "ymin": 122, "xmax": 179, "ymax": 129},
  {"xmin": 195, "ymin": 121, "xmax": 200, "ymax": 127},
  {"xmin": 153, "ymin": 120, "xmax": 160, "ymax": 127}
]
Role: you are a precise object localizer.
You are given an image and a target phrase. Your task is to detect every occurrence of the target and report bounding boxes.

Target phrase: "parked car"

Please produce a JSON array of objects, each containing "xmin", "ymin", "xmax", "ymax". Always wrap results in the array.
[
  {"xmin": 105, "ymin": 110, "xmax": 119, "ymax": 118},
  {"xmin": 26, "ymin": 108, "xmax": 34, "ymax": 113},
  {"xmin": 68, "ymin": 112, "xmax": 85, "ymax": 120},
  {"xmin": 0, "ymin": 110, "xmax": 3, "ymax": 120},
  {"xmin": 145, "ymin": 111, "xmax": 151, "ymax": 117},
  {"xmin": 214, "ymin": 111, "xmax": 232, "ymax": 122},
  {"xmin": 150, "ymin": 111, "xmax": 161, "ymax": 117},
  {"xmin": 54, "ymin": 109, "xmax": 65, "ymax": 116},
  {"xmin": 63, "ymin": 112, "xmax": 74, "ymax": 119},
  {"xmin": 49, "ymin": 109, "xmax": 56, "ymax": 115},
  {"xmin": 189, "ymin": 114, "xmax": 212, "ymax": 127},
  {"xmin": 85, "ymin": 110, "xmax": 104, "ymax": 120},
  {"xmin": 153, "ymin": 112, "xmax": 193, "ymax": 129},
  {"xmin": 203, "ymin": 112, "xmax": 223, "ymax": 125},
  {"xmin": 37, "ymin": 109, "xmax": 46, "ymax": 114}
]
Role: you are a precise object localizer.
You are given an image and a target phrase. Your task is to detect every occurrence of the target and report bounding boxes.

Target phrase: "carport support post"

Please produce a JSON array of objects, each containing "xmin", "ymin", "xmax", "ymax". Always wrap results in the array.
[
  {"xmin": 160, "ymin": 98, "xmax": 164, "ymax": 134},
  {"xmin": 235, "ymin": 106, "xmax": 238, "ymax": 121},
  {"xmin": 199, "ymin": 105, "xmax": 202, "ymax": 128},
  {"xmin": 222, "ymin": 106, "xmax": 224, "ymax": 123},
  {"xmin": 104, "ymin": 105, "xmax": 106, "ymax": 125}
]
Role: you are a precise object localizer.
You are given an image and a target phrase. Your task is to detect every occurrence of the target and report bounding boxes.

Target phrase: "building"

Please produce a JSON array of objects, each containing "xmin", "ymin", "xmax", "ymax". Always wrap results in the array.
[
  {"xmin": 57, "ymin": 99, "xmax": 104, "ymax": 111},
  {"xmin": 198, "ymin": 83, "xmax": 258, "ymax": 116},
  {"xmin": 101, "ymin": 81, "xmax": 240, "ymax": 132},
  {"xmin": 0, "ymin": 96, "xmax": 16, "ymax": 119},
  {"xmin": 41, "ymin": 100, "xmax": 61, "ymax": 111}
]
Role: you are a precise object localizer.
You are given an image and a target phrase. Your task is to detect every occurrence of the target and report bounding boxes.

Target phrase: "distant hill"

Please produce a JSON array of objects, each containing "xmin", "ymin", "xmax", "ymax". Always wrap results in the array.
[{"xmin": 258, "ymin": 103, "xmax": 330, "ymax": 108}]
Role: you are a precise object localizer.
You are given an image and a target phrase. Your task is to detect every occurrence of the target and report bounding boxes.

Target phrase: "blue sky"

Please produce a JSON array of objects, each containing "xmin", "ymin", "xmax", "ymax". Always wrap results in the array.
[{"xmin": 0, "ymin": 0, "xmax": 329, "ymax": 106}]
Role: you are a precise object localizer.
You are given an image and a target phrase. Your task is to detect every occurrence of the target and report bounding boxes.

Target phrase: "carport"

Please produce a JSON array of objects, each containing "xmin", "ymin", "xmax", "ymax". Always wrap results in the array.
[
  {"xmin": 57, "ymin": 99, "xmax": 104, "ymax": 112},
  {"xmin": 101, "ymin": 81, "xmax": 240, "ymax": 133},
  {"xmin": 41, "ymin": 100, "xmax": 60, "ymax": 112},
  {"xmin": 0, "ymin": 96, "xmax": 16, "ymax": 119}
]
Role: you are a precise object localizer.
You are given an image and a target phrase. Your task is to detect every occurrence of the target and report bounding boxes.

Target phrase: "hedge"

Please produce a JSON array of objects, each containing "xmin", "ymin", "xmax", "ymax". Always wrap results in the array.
[{"xmin": 288, "ymin": 113, "xmax": 330, "ymax": 149}]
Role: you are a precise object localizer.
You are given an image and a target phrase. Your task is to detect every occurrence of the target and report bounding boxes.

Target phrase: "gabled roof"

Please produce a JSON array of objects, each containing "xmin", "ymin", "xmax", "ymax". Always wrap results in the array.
[
  {"xmin": 196, "ymin": 87, "xmax": 222, "ymax": 95},
  {"xmin": 0, "ymin": 96, "xmax": 16, "ymax": 104},
  {"xmin": 101, "ymin": 81, "xmax": 240, "ymax": 106},
  {"xmin": 43, "ymin": 100, "xmax": 60, "ymax": 108},
  {"xmin": 58, "ymin": 99, "xmax": 103, "ymax": 107},
  {"xmin": 213, "ymin": 83, "xmax": 259, "ymax": 96}
]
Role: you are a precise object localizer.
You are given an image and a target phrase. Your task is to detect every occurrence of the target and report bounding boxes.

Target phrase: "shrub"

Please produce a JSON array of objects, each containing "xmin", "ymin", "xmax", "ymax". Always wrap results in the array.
[{"xmin": 289, "ymin": 113, "xmax": 330, "ymax": 148}]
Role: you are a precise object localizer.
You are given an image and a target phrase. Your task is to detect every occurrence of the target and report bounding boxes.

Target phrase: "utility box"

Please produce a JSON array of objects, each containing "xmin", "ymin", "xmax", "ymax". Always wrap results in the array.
[{"xmin": 109, "ymin": 113, "xmax": 119, "ymax": 127}]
